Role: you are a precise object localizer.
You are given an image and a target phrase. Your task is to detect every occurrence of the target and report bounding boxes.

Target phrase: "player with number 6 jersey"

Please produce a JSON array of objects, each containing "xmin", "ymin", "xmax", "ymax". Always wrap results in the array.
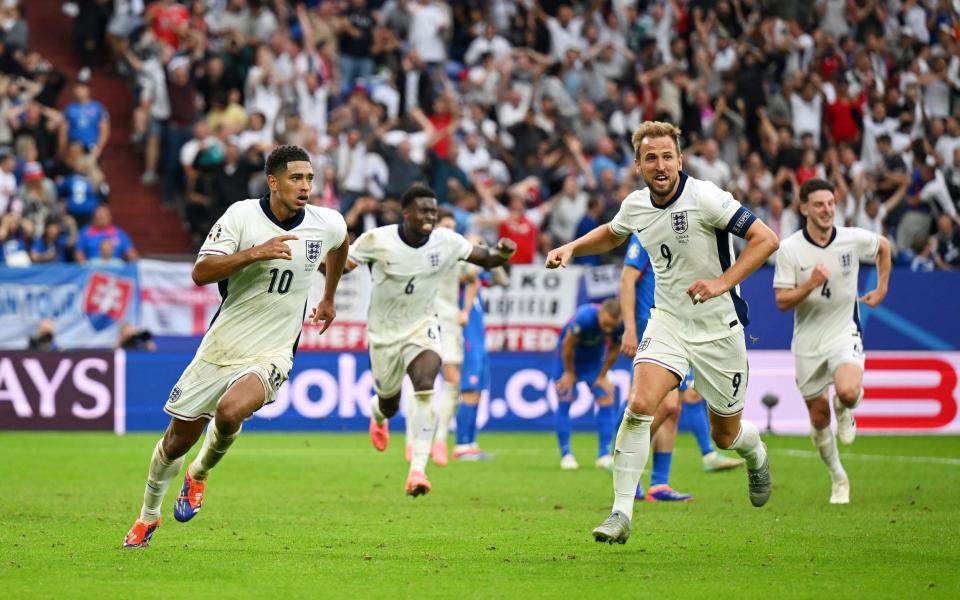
[
  {"xmin": 546, "ymin": 121, "xmax": 780, "ymax": 545},
  {"xmin": 343, "ymin": 184, "xmax": 517, "ymax": 497},
  {"xmin": 774, "ymin": 178, "xmax": 891, "ymax": 505},
  {"xmin": 123, "ymin": 146, "xmax": 349, "ymax": 549}
]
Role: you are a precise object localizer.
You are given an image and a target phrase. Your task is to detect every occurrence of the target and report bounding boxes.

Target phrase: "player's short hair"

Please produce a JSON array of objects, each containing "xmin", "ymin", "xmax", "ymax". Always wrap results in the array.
[
  {"xmin": 401, "ymin": 184, "xmax": 438, "ymax": 208},
  {"xmin": 631, "ymin": 121, "xmax": 682, "ymax": 159},
  {"xmin": 437, "ymin": 207, "xmax": 455, "ymax": 222},
  {"xmin": 798, "ymin": 178, "xmax": 834, "ymax": 203},
  {"xmin": 265, "ymin": 145, "xmax": 311, "ymax": 178},
  {"xmin": 601, "ymin": 297, "xmax": 621, "ymax": 319}
]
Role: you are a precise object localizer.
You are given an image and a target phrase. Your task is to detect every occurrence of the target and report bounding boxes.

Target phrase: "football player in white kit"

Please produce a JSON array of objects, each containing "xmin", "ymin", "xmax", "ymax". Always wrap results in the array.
[
  {"xmin": 546, "ymin": 122, "xmax": 780, "ymax": 544},
  {"xmin": 345, "ymin": 184, "xmax": 516, "ymax": 496},
  {"xmin": 124, "ymin": 146, "xmax": 349, "ymax": 548},
  {"xmin": 411, "ymin": 208, "xmax": 480, "ymax": 466},
  {"xmin": 774, "ymin": 178, "xmax": 891, "ymax": 504}
]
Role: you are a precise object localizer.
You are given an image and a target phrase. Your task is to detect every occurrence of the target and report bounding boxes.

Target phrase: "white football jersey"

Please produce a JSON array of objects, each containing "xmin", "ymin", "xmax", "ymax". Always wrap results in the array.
[
  {"xmin": 435, "ymin": 261, "xmax": 482, "ymax": 322},
  {"xmin": 609, "ymin": 173, "xmax": 757, "ymax": 342},
  {"xmin": 349, "ymin": 225, "xmax": 474, "ymax": 345},
  {"xmin": 196, "ymin": 198, "xmax": 347, "ymax": 369},
  {"xmin": 773, "ymin": 226, "xmax": 879, "ymax": 357}
]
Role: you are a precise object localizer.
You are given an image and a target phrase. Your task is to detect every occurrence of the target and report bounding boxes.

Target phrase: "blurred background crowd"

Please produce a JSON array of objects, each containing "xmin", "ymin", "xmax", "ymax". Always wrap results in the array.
[{"xmin": 1, "ymin": 0, "xmax": 959, "ymax": 272}]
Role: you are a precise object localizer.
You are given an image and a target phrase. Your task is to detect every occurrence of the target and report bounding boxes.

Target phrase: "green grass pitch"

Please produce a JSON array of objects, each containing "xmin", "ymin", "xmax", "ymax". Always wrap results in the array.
[{"xmin": 1, "ymin": 432, "xmax": 958, "ymax": 598}]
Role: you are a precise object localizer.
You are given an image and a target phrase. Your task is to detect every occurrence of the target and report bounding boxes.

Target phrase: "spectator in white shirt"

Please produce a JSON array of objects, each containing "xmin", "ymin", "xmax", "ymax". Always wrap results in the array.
[
  {"xmin": 547, "ymin": 176, "xmax": 588, "ymax": 244},
  {"xmin": 464, "ymin": 22, "xmax": 512, "ymax": 66},
  {"xmin": 407, "ymin": 0, "xmax": 450, "ymax": 65},
  {"xmin": 456, "ymin": 131, "xmax": 492, "ymax": 176},
  {"xmin": 684, "ymin": 138, "xmax": 733, "ymax": 190},
  {"xmin": 336, "ymin": 127, "xmax": 368, "ymax": 210},
  {"xmin": 540, "ymin": 3, "xmax": 584, "ymax": 60},
  {"xmin": 934, "ymin": 116, "xmax": 960, "ymax": 168},
  {"xmin": 790, "ymin": 77, "xmax": 824, "ymax": 147}
]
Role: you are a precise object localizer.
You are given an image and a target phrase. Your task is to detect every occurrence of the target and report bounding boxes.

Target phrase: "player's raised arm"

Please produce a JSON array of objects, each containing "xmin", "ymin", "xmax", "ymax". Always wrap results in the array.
[
  {"xmin": 193, "ymin": 234, "xmax": 299, "ymax": 286},
  {"xmin": 465, "ymin": 238, "xmax": 517, "ymax": 269},
  {"xmin": 545, "ymin": 224, "xmax": 628, "ymax": 269},
  {"xmin": 687, "ymin": 219, "xmax": 779, "ymax": 305}
]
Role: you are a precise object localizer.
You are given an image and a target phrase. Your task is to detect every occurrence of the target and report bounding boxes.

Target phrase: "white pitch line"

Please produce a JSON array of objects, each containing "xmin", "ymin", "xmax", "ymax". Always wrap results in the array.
[{"xmin": 777, "ymin": 448, "xmax": 960, "ymax": 466}]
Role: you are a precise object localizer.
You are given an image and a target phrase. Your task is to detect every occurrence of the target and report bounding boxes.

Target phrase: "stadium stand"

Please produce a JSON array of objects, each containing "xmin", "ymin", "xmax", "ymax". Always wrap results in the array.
[{"xmin": 4, "ymin": 1, "xmax": 960, "ymax": 270}]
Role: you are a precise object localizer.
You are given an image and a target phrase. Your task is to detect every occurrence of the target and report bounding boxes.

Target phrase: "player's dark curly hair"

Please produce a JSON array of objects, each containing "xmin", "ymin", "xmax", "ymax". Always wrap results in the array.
[
  {"xmin": 798, "ymin": 178, "xmax": 833, "ymax": 204},
  {"xmin": 265, "ymin": 145, "xmax": 311, "ymax": 178},
  {"xmin": 400, "ymin": 184, "xmax": 438, "ymax": 208}
]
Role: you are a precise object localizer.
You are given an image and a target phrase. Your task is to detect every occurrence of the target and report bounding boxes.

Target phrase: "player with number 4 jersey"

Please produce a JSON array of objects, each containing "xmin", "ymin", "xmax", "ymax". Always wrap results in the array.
[
  {"xmin": 342, "ymin": 184, "xmax": 516, "ymax": 497},
  {"xmin": 774, "ymin": 178, "xmax": 891, "ymax": 505},
  {"xmin": 546, "ymin": 121, "xmax": 780, "ymax": 545}
]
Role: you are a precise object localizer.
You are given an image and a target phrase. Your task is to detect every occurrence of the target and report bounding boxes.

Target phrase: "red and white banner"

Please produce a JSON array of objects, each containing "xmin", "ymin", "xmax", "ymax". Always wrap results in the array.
[
  {"xmin": 740, "ymin": 351, "xmax": 960, "ymax": 434},
  {"xmin": 139, "ymin": 260, "xmax": 221, "ymax": 336},
  {"xmin": 139, "ymin": 260, "xmax": 582, "ymax": 352},
  {"xmin": 482, "ymin": 265, "xmax": 582, "ymax": 351}
]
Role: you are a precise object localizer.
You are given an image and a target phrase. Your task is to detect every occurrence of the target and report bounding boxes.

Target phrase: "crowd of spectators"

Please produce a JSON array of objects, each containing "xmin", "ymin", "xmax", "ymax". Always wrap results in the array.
[
  {"xmin": 0, "ymin": 0, "xmax": 137, "ymax": 267},
  {"xmin": 6, "ymin": 0, "xmax": 960, "ymax": 273}
]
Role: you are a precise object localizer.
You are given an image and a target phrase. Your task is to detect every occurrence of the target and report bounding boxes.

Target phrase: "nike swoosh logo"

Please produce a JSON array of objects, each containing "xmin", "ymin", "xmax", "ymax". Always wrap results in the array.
[
  {"xmin": 727, "ymin": 401, "xmax": 737, "ymax": 408},
  {"xmin": 800, "ymin": 265, "xmax": 812, "ymax": 271},
  {"xmin": 636, "ymin": 224, "xmax": 653, "ymax": 233}
]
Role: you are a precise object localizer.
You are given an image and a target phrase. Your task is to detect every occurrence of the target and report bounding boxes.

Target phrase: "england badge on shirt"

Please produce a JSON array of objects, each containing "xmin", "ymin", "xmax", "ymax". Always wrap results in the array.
[
  {"xmin": 306, "ymin": 240, "xmax": 323, "ymax": 263},
  {"xmin": 671, "ymin": 211, "xmax": 688, "ymax": 234}
]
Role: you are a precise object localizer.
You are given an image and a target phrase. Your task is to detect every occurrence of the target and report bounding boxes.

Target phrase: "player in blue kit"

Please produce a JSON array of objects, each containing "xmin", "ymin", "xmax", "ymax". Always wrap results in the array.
[
  {"xmin": 454, "ymin": 260, "xmax": 507, "ymax": 460},
  {"xmin": 620, "ymin": 235, "xmax": 743, "ymax": 502},
  {"xmin": 553, "ymin": 299, "xmax": 624, "ymax": 470}
]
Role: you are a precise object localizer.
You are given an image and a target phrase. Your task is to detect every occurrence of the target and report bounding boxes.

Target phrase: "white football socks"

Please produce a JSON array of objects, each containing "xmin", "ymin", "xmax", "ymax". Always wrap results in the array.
[
  {"xmin": 435, "ymin": 381, "xmax": 459, "ymax": 444},
  {"xmin": 409, "ymin": 390, "xmax": 436, "ymax": 473},
  {"xmin": 728, "ymin": 419, "xmax": 767, "ymax": 470},
  {"xmin": 188, "ymin": 422, "xmax": 241, "ymax": 481},
  {"xmin": 140, "ymin": 440, "xmax": 184, "ymax": 523},
  {"xmin": 811, "ymin": 426, "xmax": 845, "ymax": 479},
  {"xmin": 611, "ymin": 409, "xmax": 654, "ymax": 519},
  {"xmin": 370, "ymin": 395, "xmax": 387, "ymax": 425}
]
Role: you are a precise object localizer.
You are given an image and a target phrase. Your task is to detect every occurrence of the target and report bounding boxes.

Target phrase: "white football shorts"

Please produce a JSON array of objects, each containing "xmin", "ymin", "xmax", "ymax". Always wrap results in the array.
[
  {"xmin": 794, "ymin": 333, "xmax": 865, "ymax": 400},
  {"xmin": 438, "ymin": 316, "xmax": 464, "ymax": 365},
  {"xmin": 164, "ymin": 356, "xmax": 290, "ymax": 421},
  {"xmin": 634, "ymin": 316, "xmax": 750, "ymax": 416},
  {"xmin": 369, "ymin": 317, "xmax": 442, "ymax": 398}
]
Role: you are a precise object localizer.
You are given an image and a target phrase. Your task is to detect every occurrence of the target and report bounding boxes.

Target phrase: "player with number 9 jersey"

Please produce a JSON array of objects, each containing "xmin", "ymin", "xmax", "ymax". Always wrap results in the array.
[{"xmin": 546, "ymin": 122, "xmax": 780, "ymax": 544}]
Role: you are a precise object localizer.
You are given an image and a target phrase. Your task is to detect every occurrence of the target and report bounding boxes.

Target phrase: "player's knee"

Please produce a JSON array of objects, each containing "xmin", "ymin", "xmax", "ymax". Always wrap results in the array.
[
  {"xmin": 379, "ymin": 395, "xmax": 401, "ymax": 419},
  {"xmin": 712, "ymin": 429, "xmax": 737, "ymax": 449},
  {"xmin": 626, "ymin": 396, "xmax": 656, "ymax": 416},
  {"xmin": 809, "ymin": 409, "xmax": 831, "ymax": 430},
  {"xmin": 215, "ymin": 401, "xmax": 251, "ymax": 429},
  {"xmin": 409, "ymin": 374, "xmax": 435, "ymax": 391},
  {"xmin": 835, "ymin": 385, "xmax": 860, "ymax": 407}
]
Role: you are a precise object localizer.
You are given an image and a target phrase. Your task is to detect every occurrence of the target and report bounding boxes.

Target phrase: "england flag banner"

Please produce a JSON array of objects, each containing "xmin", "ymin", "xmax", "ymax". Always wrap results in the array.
[
  {"xmin": 139, "ymin": 259, "xmax": 220, "ymax": 337},
  {"xmin": 0, "ymin": 264, "xmax": 139, "ymax": 349}
]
